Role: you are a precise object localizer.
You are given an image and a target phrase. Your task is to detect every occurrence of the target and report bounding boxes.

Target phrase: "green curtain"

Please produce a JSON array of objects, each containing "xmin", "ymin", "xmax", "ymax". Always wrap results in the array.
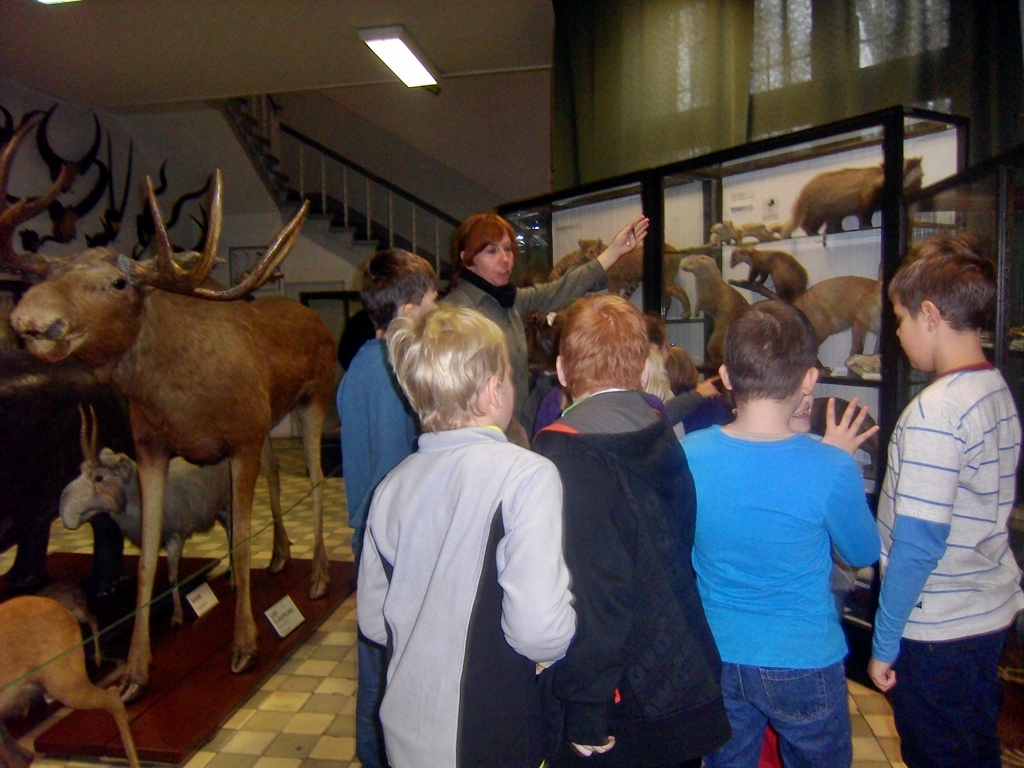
[
  {"xmin": 552, "ymin": 0, "xmax": 1024, "ymax": 188},
  {"xmin": 552, "ymin": 0, "xmax": 755, "ymax": 188}
]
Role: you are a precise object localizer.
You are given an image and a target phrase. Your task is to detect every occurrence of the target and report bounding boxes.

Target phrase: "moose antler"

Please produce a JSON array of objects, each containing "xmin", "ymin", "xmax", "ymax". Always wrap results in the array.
[
  {"xmin": 126, "ymin": 169, "xmax": 309, "ymax": 300},
  {"xmin": 78, "ymin": 403, "xmax": 100, "ymax": 468},
  {"xmin": 0, "ymin": 113, "xmax": 73, "ymax": 277}
]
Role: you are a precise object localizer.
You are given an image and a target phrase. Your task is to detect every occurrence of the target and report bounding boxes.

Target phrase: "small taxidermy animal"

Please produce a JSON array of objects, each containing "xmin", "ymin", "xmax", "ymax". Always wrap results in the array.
[
  {"xmin": 729, "ymin": 247, "xmax": 808, "ymax": 302},
  {"xmin": 550, "ymin": 239, "xmax": 691, "ymax": 318},
  {"xmin": 709, "ymin": 220, "xmax": 782, "ymax": 246},
  {"xmin": 677, "ymin": 254, "xmax": 751, "ymax": 366},
  {"xmin": 780, "ymin": 158, "xmax": 924, "ymax": 239},
  {"xmin": 792, "ymin": 276, "xmax": 881, "ymax": 359}
]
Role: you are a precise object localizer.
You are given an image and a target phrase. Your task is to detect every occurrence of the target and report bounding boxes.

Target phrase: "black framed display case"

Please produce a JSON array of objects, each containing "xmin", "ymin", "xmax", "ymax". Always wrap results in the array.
[
  {"xmin": 498, "ymin": 105, "xmax": 968, "ymax": 495},
  {"xmin": 498, "ymin": 107, "xmax": 969, "ymax": 678},
  {"xmin": 905, "ymin": 143, "xmax": 1024, "ymax": 501}
]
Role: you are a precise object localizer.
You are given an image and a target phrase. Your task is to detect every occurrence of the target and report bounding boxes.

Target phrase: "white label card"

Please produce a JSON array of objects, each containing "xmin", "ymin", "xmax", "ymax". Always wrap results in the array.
[
  {"xmin": 186, "ymin": 581, "xmax": 220, "ymax": 618},
  {"xmin": 265, "ymin": 594, "xmax": 305, "ymax": 638}
]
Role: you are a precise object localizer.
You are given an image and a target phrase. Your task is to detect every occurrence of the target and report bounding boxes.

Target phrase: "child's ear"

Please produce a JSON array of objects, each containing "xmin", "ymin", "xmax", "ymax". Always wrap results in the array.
[
  {"xmin": 920, "ymin": 299, "xmax": 942, "ymax": 330},
  {"xmin": 555, "ymin": 356, "xmax": 568, "ymax": 388},
  {"xmin": 482, "ymin": 374, "xmax": 503, "ymax": 412},
  {"xmin": 397, "ymin": 301, "xmax": 417, "ymax": 319},
  {"xmin": 800, "ymin": 366, "xmax": 820, "ymax": 394},
  {"xmin": 718, "ymin": 364, "xmax": 734, "ymax": 392}
]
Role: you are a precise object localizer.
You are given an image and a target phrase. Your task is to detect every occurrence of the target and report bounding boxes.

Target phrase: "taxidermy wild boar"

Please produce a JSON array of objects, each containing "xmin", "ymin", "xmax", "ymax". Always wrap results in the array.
[{"xmin": 780, "ymin": 158, "xmax": 923, "ymax": 239}]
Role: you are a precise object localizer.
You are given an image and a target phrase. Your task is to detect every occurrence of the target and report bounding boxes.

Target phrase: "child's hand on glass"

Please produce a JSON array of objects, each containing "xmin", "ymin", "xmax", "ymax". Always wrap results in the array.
[{"xmin": 821, "ymin": 396, "xmax": 879, "ymax": 456}]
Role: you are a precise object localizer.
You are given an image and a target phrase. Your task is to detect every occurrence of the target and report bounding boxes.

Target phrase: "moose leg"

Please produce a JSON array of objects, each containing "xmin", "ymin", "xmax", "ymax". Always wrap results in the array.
[
  {"xmin": 297, "ymin": 404, "xmax": 329, "ymax": 600},
  {"xmin": 261, "ymin": 437, "xmax": 290, "ymax": 574},
  {"xmin": 121, "ymin": 449, "xmax": 168, "ymax": 703},
  {"xmin": 229, "ymin": 446, "xmax": 261, "ymax": 674}
]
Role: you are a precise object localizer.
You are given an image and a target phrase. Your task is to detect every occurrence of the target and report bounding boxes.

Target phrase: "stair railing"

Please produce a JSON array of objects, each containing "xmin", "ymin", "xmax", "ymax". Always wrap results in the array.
[
  {"xmin": 282, "ymin": 125, "xmax": 459, "ymax": 279},
  {"xmin": 219, "ymin": 96, "xmax": 460, "ymax": 280}
]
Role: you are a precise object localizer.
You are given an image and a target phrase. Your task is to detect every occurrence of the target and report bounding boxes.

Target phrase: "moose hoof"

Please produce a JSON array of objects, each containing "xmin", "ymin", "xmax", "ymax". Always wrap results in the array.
[
  {"xmin": 231, "ymin": 649, "xmax": 258, "ymax": 674},
  {"xmin": 119, "ymin": 680, "xmax": 147, "ymax": 704},
  {"xmin": 269, "ymin": 555, "xmax": 289, "ymax": 575},
  {"xmin": 308, "ymin": 579, "xmax": 329, "ymax": 601}
]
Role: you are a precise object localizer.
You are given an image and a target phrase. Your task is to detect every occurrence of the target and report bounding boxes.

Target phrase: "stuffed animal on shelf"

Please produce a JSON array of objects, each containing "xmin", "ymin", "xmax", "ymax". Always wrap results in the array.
[
  {"xmin": 550, "ymin": 239, "xmax": 691, "ymax": 318},
  {"xmin": 709, "ymin": 220, "xmax": 782, "ymax": 246},
  {"xmin": 729, "ymin": 247, "xmax": 809, "ymax": 302},
  {"xmin": 793, "ymin": 276, "xmax": 881, "ymax": 359},
  {"xmin": 779, "ymin": 158, "xmax": 923, "ymax": 239},
  {"xmin": 676, "ymin": 254, "xmax": 751, "ymax": 366}
]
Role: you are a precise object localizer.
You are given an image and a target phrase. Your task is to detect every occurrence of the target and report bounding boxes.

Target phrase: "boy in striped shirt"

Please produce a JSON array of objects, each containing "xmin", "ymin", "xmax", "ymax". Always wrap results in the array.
[{"xmin": 869, "ymin": 233, "xmax": 1023, "ymax": 768}]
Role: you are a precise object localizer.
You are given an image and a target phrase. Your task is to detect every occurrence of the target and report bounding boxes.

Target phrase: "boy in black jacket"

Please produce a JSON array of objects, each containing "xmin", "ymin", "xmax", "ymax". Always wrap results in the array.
[{"xmin": 534, "ymin": 294, "xmax": 730, "ymax": 768}]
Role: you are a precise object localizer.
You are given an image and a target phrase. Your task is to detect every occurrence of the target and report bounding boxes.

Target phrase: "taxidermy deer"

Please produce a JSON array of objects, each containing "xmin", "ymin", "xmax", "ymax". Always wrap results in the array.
[
  {"xmin": 3, "ymin": 113, "xmax": 333, "ymax": 702},
  {"xmin": 550, "ymin": 239, "xmax": 691, "ymax": 317},
  {"xmin": 779, "ymin": 158, "xmax": 924, "ymax": 239},
  {"xmin": 729, "ymin": 246, "xmax": 808, "ymax": 302},
  {"xmin": 676, "ymin": 254, "xmax": 751, "ymax": 366},
  {"xmin": 0, "ymin": 596, "xmax": 140, "ymax": 768}
]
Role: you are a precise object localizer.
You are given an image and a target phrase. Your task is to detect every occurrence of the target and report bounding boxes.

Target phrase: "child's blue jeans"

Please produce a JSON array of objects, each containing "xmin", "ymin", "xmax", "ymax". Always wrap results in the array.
[
  {"xmin": 704, "ymin": 660, "xmax": 852, "ymax": 768},
  {"xmin": 890, "ymin": 628, "xmax": 1008, "ymax": 768}
]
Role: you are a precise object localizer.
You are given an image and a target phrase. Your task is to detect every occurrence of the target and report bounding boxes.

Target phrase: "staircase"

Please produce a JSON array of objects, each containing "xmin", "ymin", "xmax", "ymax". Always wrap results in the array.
[{"xmin": 218, "ymin": 96, "xmax": 459, "ymax": 280}]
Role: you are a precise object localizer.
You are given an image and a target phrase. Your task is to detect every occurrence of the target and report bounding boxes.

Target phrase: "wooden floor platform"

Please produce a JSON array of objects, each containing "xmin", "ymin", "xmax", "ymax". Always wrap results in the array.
[{"xmin": 33, "ymin": 557, "xmax": 354, "ymax": 764}]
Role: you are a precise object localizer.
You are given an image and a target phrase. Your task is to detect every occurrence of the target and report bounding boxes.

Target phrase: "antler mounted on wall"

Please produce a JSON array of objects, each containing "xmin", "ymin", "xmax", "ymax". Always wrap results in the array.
[
  {"xmin": 0, "ymin": 112, "xmax": 74, "ymax": 277},
  {"xmin": 132, "ymin": 164, "xmax": 212, "ymax": 257},
  {"xmin": 15, "ymin": 105, "xmax": 106, "ymax": 254},
  {"xmin": 85, "ymin": 135, "xmax": 133, "ymax": 248}
]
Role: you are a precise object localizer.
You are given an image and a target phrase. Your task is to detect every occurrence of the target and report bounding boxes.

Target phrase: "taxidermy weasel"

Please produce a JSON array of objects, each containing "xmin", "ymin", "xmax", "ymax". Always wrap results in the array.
[
  {"xmin": 729, "ymin": 247, "xmax": 809, "ymax": 302},
  {"xmin": 676, "ymin": 254, "xmax": 751, "ymax": 366},
  {"xmin": 709, "ymin": 220, "xmax": 782, "ymax": 245},
  {"xmin": 793, "ymin": 276, "xmax": 881, "ymax": 358},
  {"xmin": 780, "ymin": 157, "xmax": 924, "ymax": 239}
]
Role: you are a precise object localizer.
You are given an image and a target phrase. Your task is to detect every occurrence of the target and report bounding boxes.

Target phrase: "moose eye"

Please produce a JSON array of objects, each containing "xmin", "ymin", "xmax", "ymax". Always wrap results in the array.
[{"xmin": 112, "ymin": 278, "xmax": 127, "ymax": 290}]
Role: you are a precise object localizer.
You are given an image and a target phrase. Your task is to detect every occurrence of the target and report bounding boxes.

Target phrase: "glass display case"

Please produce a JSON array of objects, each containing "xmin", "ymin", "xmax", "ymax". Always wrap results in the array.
[
  {"xmin": 498, "ymin": 106, "xmax": 968, "ymax": 494},
  {"xmin": 905, "ymin": 143, "xmax": 1024, "ymax": 500},
  {"xmin": 498, "ymin": 107, "xmax": 968, "ymax": 680}
]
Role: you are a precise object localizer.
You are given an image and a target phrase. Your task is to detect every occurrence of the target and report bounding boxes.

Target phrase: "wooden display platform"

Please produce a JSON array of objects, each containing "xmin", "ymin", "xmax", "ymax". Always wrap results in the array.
[{"xmin": 33, "ymin": 557, "xmax": 354, "ymax": 765}]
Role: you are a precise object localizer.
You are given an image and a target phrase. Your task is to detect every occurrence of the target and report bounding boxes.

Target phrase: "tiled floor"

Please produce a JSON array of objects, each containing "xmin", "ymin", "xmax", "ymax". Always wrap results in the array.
[{"xmin": 0, "ymin": 440, "xmax": 930, "ymax": 767}]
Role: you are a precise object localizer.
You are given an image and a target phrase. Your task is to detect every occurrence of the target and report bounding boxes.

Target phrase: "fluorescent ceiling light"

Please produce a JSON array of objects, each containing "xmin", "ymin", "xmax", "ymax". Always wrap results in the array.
[
  {"xmin": 358, "ymin": 26, "xmax": 438, "ymax": 88},
  {"xmin": 36, "ymin": 0, "xmax": 82, "ymax": 4}
]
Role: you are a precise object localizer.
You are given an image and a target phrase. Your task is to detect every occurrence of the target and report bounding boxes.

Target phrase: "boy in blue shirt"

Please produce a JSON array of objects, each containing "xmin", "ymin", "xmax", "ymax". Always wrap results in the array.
[
  {"xmin": 337, "ymin": 248, "xmax": 437, "ymax": 768},
  {"xmin": 869, "ymin": 233, "xmax": 1023, "ymax": 768},
  {"xmin": 684, "ymin": 301, "xmax": 880, "ymax": 768}
]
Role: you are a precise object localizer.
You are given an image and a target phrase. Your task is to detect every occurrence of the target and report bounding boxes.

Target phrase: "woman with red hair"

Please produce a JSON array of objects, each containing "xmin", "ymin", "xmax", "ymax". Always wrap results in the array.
[{"xmin": 443, "ymin": 212, "xmax": 647, "ymax": 438}]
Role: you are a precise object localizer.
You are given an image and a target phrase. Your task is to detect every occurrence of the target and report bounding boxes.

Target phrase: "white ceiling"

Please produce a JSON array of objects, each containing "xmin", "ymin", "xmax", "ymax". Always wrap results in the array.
[{"xmin": 0, "ymin": 0, "xmax": 555, "ymax": 202}]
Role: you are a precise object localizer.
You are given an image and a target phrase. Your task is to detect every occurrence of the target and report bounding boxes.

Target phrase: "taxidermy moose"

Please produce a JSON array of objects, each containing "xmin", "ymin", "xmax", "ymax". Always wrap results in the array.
[{"xmin": 2, "ymin": 113, "xmax": 335, "ymax": 702}]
